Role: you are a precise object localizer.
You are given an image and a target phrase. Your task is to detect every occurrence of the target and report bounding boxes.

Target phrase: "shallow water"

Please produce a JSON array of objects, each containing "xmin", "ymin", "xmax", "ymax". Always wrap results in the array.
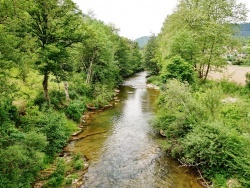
[{"xmin": 66, "ymin": 72, "xmax": 204, "ymax": 188}]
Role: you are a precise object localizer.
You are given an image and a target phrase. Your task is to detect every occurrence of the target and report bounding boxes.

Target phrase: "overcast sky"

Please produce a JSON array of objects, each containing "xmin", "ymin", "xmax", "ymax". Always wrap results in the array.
[{"xmin": 72, "ymin": 0, "xmax": 250, "ymax": 40}]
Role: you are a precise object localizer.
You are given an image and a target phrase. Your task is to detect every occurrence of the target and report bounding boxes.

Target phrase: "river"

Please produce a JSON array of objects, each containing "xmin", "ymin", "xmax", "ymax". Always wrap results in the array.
[{"xmin": 66, "ymin": 72, "xmax": 204, "ymax": 188}]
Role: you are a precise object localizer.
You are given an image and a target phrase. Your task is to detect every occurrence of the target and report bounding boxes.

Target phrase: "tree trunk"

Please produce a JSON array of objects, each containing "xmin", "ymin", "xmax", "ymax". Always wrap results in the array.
[
  {"xmin": 204, "ymin": 40, "xmax": 215, "ymax": 82},
  {"xmin": 86, "ymin": 60, "xmax": 93, "ymax": 85},
  {"xmin": 204, "ymin": 63, "xmax": 211, "ymax": 81},
  {"xmin": 42, "ymin": 72, "xmax": 50, "ymax": 106},
  {"xmin": 198, "ymin": 64, "xmax": 203, "ymax": 78},
  {"xmin": 64, "ymin": 82, "xmax": 70, "ymax": 103},
  {"xmin": 86, "ymin": 48, "xmax": 97, "ymax": 85}
]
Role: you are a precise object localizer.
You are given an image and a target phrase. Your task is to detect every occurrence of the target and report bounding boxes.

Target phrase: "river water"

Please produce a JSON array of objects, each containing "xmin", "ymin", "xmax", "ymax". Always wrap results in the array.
[{"xmin": 66, "ymin": 72, "xmax": 203, "ymax": 188}]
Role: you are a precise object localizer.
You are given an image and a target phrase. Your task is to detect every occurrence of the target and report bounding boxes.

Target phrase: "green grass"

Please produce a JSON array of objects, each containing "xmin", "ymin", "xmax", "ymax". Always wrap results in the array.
[{"xmin": 10, "ymin": 68, "xmax": 66, "ymax": 107}]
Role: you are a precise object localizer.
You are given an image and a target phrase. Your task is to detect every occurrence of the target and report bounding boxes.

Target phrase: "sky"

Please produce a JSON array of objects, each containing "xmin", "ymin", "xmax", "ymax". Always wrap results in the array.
[{"xmin": 72, "ymin": 0, "xmax": 250, "ymax": 40}]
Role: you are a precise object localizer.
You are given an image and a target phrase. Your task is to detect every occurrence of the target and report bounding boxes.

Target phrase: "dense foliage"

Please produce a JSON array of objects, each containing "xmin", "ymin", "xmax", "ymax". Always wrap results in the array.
[
  {"xmin": 143, "ymin": 0, "xmax": 247, "ymax": 83},
  {"xmin": 142, "ymin": 35, "xmax": 160, "ymax": 76},
  {"xmin": 154, "ymin": 80, "xmax": 250, "ymax": 186},
  {"xmin": 141, "ymin": 0, "xmax": 250, "ymax": 187},
  {"xmin": 0, "ymin": 0, "xmax": 142, "ymax": 187}
]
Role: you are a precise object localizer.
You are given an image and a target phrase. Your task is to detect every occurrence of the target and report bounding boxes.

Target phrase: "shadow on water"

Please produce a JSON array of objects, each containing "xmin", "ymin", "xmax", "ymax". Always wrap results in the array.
[{"xmin": 66, "ymin": 72, "xmax": 204, "ymax": 188}]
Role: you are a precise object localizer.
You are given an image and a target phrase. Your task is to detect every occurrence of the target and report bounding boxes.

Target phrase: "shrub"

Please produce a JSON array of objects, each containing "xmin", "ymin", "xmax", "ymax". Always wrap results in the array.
[
  {"xmin": 0, "ymin": 134, "xmax": 47, "ymax": 188},
  {"xmin": 70, "ymin": 74, "xmax": 92, "ymax": 98},
  {"xmin": 64, "ymin": 100, "xmax": 86, "ymax": 122},
  {"xmin": 33, "ymin": 92, "xmax": 46, "ymax": 108},
  {"xmin": 180, "ymin": 121, "xmax": 250, "ymax": 183},
  {"xmin": 154, "ymin": 79, "xmax": 250, "ymax": 186},
  {"xmin": 44, "ymin": 158, "xmax": 66, "ymax": 188},
  {"xmin": 146, "ymin": 75, "xmax": 161, "ymax": 86},
  {"xmin": 73, "ymin": 159, "xmax": 84, "ymax": 170},
  {"xmin": 232, "ymin": 58, "xmax": 245, "ymax": 65},
  {"xmin": 201, "ymin": 86, "xmax": 222, "ymax": 116},
  {"xmin": 89, "ymin": 84, "xmax": 114, "ymax": 108},
  {"xmin": 50, "ymin": 90, "xmax": 65, "ymax": 109},
  {"xmin": 160, "ymin": 56, "xmax": 195, "ymax": 84},
  {"xmin": 40, "ymin": 110, "xmax": 71, "ymax": 158},
  {"xmin": 154, "ymin": 80, "xmax": 206, "ymax": 138},
  {"xmin": 217, "ymin": 80, "xmax": 248, "ymax": 95},
  {"xmin": 21, "ymin": 108, "xmax": 71, "ymax": 158},
  {"xmin": 73, "ymin": 153, "xmax": 84, "ymax": 170},
  {"xmin": 0, "ymin": 100, "xmax": 19, "ymax": 124}
]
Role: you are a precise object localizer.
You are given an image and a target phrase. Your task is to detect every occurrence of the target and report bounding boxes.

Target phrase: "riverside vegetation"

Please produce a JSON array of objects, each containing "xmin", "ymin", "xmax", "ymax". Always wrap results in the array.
[
  {"xmin": 0, "ymin": 0, "xmax": 142, "ymax": 187},
  {"xmin": 143, "ymin": 0, "xmax": 250, "ymax": 187},
  {"xmin": 1, "ymin": 0, "xmax": 250, "ymax": 187}
]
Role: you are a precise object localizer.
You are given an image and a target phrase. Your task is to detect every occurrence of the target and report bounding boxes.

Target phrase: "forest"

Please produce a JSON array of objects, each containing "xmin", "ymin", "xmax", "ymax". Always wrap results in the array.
[
  {"xmin": 1, "ymin": 0, "xmax": 250, "ymax": 187},
  {"xmin": 0, "ymin": 0, "xmax": 142, "ymax": 187}
]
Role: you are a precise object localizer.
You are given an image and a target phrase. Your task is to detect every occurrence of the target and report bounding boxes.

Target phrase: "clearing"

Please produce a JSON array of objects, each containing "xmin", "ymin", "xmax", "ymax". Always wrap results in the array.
[{"xmin": 208, "ymin": 65, "xmax": 250, "ymax": 85}]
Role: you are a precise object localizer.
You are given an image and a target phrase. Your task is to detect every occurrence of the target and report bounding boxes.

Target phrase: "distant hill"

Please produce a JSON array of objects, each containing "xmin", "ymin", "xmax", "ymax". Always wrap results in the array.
[
  {"xmin": 134, "ymin": 36, "xmax": 150, "ymax": 48},
  {"xmin": 235, "ymin": 23, "xmax": 250, "ymax": 37}
]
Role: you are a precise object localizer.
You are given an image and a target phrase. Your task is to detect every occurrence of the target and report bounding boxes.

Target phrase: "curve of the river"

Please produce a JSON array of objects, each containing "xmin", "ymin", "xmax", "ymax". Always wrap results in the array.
[{"xmin": 66, "ymin": 72, "xmax": 204, "ymax": 188}]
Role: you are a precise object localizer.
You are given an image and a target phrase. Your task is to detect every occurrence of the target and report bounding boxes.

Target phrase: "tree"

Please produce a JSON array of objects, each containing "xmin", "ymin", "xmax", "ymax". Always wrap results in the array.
[
  {"xmin": 158, "ymin": 0, "xmax": 247, "ymax": 81},
  {"xmin": 115, "ymin": 37, "xmax": 142, "ymax": 78},
  {"xmin": 76, "ymin": 17, "xmax": 119, "ymax": 86},
  {"xmin": 22, "ymin": 0, "xmax": 83, "ymax": 105},
  {"xmin": 160, "ymin": 56, "xmax": 195, "ymax": 84},
  {"xmin": 0, "ymin": 10, "xmax": 20, "ymax": 99},
  {"xmin": 143, "ymin": 34, "xmax": 160, "ymax": 75},
  {"xmin": 169, "ymin": 30, "xmax": 198, "ymax": 65},
  {"xmin": 129, "ymin": 41, "xmax": 143, "ymax": 73}
]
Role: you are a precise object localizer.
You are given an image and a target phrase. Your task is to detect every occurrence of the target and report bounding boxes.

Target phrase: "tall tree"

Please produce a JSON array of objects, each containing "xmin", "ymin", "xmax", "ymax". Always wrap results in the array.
[
  {"xmin": 76, "ymin": 17, "xmax": 120, "ymax": 87},
  {"xmin": 0, "ymin": 25, "xmax": 17, "ymax": 98},
  {"xmin": 143, "ymin": 34, "xmax": 160, "ymax": 75},
  {"xmin": 129, "ymin": 41, "xmax": 143, "ymax": 73},
  {"xmin": 158, "ymin": 0, "xmax": 247, "ymax": 81},
  {"xmin": 21, "ymin": 0, "xmax": 83, "ymax": 105}
]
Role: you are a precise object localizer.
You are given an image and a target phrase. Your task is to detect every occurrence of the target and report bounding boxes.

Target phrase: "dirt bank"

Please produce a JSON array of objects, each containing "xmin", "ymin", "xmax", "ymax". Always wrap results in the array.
[{"xmin": 208, "ymin": 65, "xmax": 250, "ymax": 85}]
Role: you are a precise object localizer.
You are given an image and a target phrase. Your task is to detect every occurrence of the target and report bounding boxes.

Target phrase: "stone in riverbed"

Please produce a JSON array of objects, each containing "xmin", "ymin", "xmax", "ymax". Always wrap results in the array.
[{"xmin": 115, "ymin": 89, "xmax": 120, "ymax": 93}]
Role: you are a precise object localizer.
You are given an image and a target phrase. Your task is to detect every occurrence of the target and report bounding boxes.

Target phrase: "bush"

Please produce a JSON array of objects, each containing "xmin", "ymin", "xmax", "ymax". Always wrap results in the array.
[
  {"xmin": 0, "ymin": 100, "xmax": 19, "ymax": 124},
  {"xmin": 21, "ymin": 108, "xmax": 71, "ymax": 158},
  {"xmin": 180, "ymin": 122, "xmax": 250, "ymax": 182},
  {"xmin": 73, "ymin": 159, "xmax": 84, "ymax": 170},
  {"xmin": 146, "ymin": 75, "xmax": 161, "ymax": 86},
  {"xmin": 154, "ymin": 79, "xmax": 250, "ymax": 186},
  {"xmin": 64, "ymin": 100, "xmax": 86, "ymax": 122},
  {"xmin": 33, "ymin": 92, "xmax": 46, "ymax": 108},
  {"xmin": 44, "ymin": 158, "xmax": 66, "ymax": 188},
  {"xmin": 40, "ymin": 110, "xmax": 71, "ymax": 158},
  {"xmin": 217, "ymin": 80, "xmax": 248, "ymax": 95},
  {"xmin": 232, "ymin": 58, "xmax": 245, "ymax": 65},
  {"xmin": 73, "ymin": 153, "xmax": 84, "ymax": 170},
  {"xmin": 70, "ymin": 74, "xmax": 92, "ymax": 98},
  {"xmin": 50, "ymin": 90, "xmax": 65, "ymax": 109},
  {"xmin": 89, "ymin": 84, "xmax": 114, "ymax": 108},
  {"xmin": 0, "ymin": 134, "xmax": 47, "ymax": 188},
  {"xmin": 154, "ymin": 80, "xmax": 206, "ymax": 138},
  {"xmin": 0, "ymin": 100, "xmax": 20, "ymax": 147},
  {"xmin": 160, "ymin": 56, "xmax": 195, "ymax": 84}
]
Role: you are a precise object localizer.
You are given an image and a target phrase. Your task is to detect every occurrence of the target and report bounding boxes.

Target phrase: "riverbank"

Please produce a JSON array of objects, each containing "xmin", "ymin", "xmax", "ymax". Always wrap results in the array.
[
  {"xmin": 64, "ymin": 72, "xmax": 204, "ymax": 188},
  {"xmin": 154, "ymin": 77, "xmax": 250, "ymax": 187},
  {"xmin": 33, "ymin": 88, "xmax": 122, "ymax": 187}
]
